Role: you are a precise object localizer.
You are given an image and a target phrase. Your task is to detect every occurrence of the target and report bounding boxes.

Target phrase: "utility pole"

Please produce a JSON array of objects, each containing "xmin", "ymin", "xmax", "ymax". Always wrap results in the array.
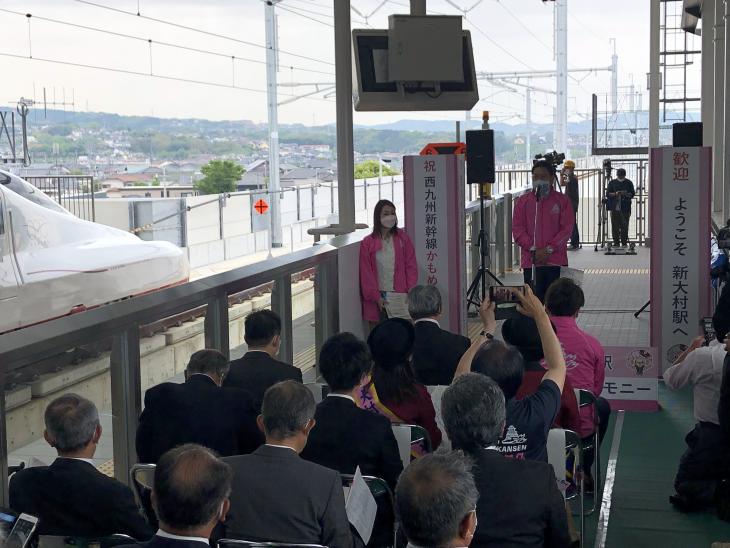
[
  {"xmin": 648, "ymin": 0, "xmax": 661, "ymax": 148},
  {"xmin": 554, "ymin": 0, "xmax": 568, "ymax": 153},
  {"xmin": 610, "ymin": 38, "xmax": 618, "ymax": 114},
  {"xmin": 265, "ymin": 0, "xmax": 283, "ymax": 248},
  {"xmin": 525, "ymin": 87, "xmax": 532, "ymax": 164}
]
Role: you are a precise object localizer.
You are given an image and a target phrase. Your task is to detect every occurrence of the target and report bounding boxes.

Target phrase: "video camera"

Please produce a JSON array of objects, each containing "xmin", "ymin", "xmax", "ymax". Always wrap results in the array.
[{"xmin": 534, "ymin": 150, "xmax": 565, "ymax": 167}]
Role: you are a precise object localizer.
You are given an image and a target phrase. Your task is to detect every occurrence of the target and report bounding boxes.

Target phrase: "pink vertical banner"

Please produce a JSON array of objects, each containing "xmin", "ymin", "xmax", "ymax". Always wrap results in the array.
[
  {"xmin": 650, "ymin": 147, "xmax": 712, "ymax": 374},
  {"xmin": 403, "ymin": 155, "xmax": 466, "ymax": 335}
]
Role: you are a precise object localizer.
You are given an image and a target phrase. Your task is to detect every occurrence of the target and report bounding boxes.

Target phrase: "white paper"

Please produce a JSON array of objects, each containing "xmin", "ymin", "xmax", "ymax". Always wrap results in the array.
[
  {"xmin": 345, "ymin": 467, "xmax": 378, "ymax": 545},
  {"xmin": 546, "ymin": 429, "xmax": 569, "ymax": 498},
  {"xmin": 384, "ymin": 292, "xmax": 411, "ymax": 320},
  {"xmin": 391, "ymin": 425, "xmax": 412, "ymax": 470}
]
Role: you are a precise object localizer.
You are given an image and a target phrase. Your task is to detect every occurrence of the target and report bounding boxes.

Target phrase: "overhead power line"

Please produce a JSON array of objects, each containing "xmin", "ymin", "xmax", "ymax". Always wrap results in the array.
[
  {"xmin": 276, "ymin": 3, "xmax": 335, "ymax": 27},
  {"xmin": 0, "ymin": 51, "xmax": 335, "ymax": 104},
  {"xmin": 72, "ymin": 0, "xmax": 335, "ymax": 67},
  {"xmin": 0, "ymin": 8, "xmax": 336, "ymax": 77}
]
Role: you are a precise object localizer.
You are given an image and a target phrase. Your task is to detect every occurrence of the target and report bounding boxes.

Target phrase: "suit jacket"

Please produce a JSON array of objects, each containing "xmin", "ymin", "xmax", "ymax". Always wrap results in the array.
[
  {"xmin": 301, "ymin": 395, "xmax": 403, "ymax": 489},
  {"xmin": 224, "ymin": 351, "xmax": 303, "ymax": 410},
  {"xmin": 465, "ymin": 447, "xmax": 570, "ymax": 548},
  {"xmin": 412, "ymin": 320, "xmax": 471, "ymax": 386},
  {"xmin": 118, "ymin": 534, "xmax": 210, "ymax": 548},
  {"xmin": 223, "ymin": 445, "xmax": 353, "ymax": 548},
  {"xmin": 9, "ymin": 458, "xmax": 152, "ymax": 539},
  {"xmin": 136, "ymin": 374, "xmax": 263, "ymax": 464}
]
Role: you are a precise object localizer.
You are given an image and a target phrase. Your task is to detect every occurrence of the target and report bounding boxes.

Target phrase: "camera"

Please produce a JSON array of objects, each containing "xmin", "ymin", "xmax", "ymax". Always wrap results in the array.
[{"xmin": 534, "ymin": 150, "xmax": 566, "ymax": 167}]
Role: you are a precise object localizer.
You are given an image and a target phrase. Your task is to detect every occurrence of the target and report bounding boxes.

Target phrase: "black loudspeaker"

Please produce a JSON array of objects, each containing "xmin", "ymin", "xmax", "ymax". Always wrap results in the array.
[
  {"xmin": 673, "ymin": 122, "xmax": 703, "ymax": 147},
  {"xmin": 466, "ymin": 129, "xmax": 495, "ymax": 185}
]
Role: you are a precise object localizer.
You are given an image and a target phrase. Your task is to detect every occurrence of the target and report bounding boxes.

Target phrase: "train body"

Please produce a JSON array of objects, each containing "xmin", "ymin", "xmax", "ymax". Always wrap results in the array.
[{"xmin": 0, "ymin": 170, "xmax": 189, "ymax": 334}]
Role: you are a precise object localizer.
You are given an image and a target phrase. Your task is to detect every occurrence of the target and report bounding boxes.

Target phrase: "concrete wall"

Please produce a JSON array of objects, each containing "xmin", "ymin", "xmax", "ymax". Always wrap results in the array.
[{"xmin": 6, "ymin": 279, "xmax": 315, "ymax": 452}]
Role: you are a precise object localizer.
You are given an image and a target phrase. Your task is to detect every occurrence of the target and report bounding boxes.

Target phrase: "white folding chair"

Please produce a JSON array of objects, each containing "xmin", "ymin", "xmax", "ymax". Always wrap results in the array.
[
  {"xmin": 547, "ymin": 428, "xmax": 584, "ymax": 543},
  {"xmin": 575, "ymin": 388, "xmax": 602, "ymax": 515},
  {"xmin": 391, "ymin": 423, "xmax": 433, "ymax": 470}
]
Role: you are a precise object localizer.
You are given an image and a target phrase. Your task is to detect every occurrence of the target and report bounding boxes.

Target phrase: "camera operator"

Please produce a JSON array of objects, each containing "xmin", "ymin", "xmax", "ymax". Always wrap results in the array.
[
  {"xmin": 606, "ymin": 168, "xmax": 635, "ymax": 248},
  {"xmin": 561, "ymin": 160, "xmax": 580, "ymax": 250},
  {"xmin": 512, "ymin": 159, "xmax": 574, "ymax": 301}
]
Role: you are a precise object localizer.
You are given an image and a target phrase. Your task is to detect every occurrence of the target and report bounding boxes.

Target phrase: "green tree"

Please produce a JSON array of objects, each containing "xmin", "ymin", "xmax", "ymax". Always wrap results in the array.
[
  {"xmin": 194, "ymin": 159, "xmax": 245, "ymax": 195},
  {"xmin": 354, "ymin": 160, "xmax": 399, "ymax": 179}
]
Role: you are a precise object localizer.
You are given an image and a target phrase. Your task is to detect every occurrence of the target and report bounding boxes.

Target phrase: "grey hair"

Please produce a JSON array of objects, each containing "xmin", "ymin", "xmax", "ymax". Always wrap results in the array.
[
  {"xmin": 407, "ymin": 285, "xmax": 442, "ymax": 320},
  {"xmin": 395, "ymin": 450, "xmax": 478, "ymax": 548},
  {"xmin": 44, "ymin": 393, "xmax": 100, "ymax": 453},
  {"xmin": 186, "ymin": 349, "xmax": 230, "ymax": 379},
  {"xmin": 261, "ymin": 380, "xmax": 315, "ymax": 439},
  {"xmin": 442, "ymin": 373, "xmax": 506, "ymax": 451}
]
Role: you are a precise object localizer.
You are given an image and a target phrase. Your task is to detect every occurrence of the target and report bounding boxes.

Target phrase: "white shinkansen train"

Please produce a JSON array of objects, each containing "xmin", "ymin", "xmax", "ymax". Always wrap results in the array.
[{"xmin": 0, "ymin": 170, "xmax": 189, "ymax": 334}]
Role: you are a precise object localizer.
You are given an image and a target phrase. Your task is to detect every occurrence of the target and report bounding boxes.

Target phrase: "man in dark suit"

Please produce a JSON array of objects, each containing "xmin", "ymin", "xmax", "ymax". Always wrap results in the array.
[
  {"xmin": 224, "ymin": 310, "xmax": 303, "ymax": 410},
  {"xmin": 301, "ymin": 332, "xmax": 403, "ymax": 489},
  {"xmin": 9, "ymin": 394, "xmax": 152, "ymax": 539},
  {"xmin": 118, "ymin": 444, "xmax": 232, "ymax": 548},
  {"xmin": 136, "ymin": 350, "xmax": 262, "ymax": 464},
  {"xmin": 442, "ymin": 374, "xmax": 570, "ymax": 547},
  {"xmin": 408, "ymin": 285, "xmax": 470, "ymax": 386},
  {"xmin": 224, "ymin": 380, "xmax": 354, "ymax": 547}
]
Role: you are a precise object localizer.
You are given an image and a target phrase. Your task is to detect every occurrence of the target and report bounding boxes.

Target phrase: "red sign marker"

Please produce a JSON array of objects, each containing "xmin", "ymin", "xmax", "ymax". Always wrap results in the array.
[{"xmin": 254, "ymin": 199, "xmax": 269, "ymax": 215}]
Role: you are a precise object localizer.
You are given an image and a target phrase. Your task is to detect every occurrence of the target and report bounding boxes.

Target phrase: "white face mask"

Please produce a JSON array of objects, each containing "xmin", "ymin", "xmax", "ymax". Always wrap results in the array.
[
  {"xmin": 381, "ymin": 214, "xmax": 397, "ymax": 229},
  {"xmin": 533, "ymin": 179, "xmax": 550, "ymax": 198}
]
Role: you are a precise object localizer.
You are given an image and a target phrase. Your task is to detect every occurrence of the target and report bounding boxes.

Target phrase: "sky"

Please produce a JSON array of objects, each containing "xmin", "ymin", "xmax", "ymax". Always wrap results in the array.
[{"xmin": 0, "ymin": 0, "xmax": 677, "ymax": 127}]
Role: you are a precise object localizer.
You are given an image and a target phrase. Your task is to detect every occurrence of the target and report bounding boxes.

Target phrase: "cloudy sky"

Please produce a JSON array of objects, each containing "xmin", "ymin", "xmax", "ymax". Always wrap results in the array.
[{"xmin": 0, "ymin": 0, "xmax": 679, "ymax": 126}]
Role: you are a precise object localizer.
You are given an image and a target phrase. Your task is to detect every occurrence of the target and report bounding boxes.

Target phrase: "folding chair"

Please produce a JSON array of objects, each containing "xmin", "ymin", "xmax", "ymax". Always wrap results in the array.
[
  {"xmin": 38, "ymin": 535, "xmax": 135, "ymax": 548},
  {"xmin": 304, "ymin": 383, "xmax": 329, "ymax": 404},
  {"xmin": 425, "ymin": 385, "xmax": 451, "ymax": 450},
  {"xmin": 129, "ymin": 463, "xmax": 157, "ymax": 527},
  {"xmin": 341, "ymin": 474, "xmax": 397, "ymax": 548},
  {"xmin": 575, "ymin": 388, "xmax": 602, "ymax": 514},
  {"xmin": 218, "ymin": 539, "xmax": 326, "ymax": 548},
  {"xmin": 547, "ymin": 428, "xmax": 584, "ymax": 544},
  {"xmin": 391, "ymin": 424, "xmax": 432, "ymax": 469}
]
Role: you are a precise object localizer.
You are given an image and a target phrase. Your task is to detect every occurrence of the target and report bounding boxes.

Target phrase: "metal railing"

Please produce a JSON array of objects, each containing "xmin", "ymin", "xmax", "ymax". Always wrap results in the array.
[
  {"xmin": 25, "ymin": 175, "xmax": 96, "ymax": 221},
  {"xmin": 0, "ymin": 233, "xmax": 350, "ymax": 502}
]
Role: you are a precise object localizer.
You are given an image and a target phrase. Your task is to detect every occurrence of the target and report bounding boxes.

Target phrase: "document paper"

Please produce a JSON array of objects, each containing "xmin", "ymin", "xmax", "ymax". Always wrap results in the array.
[
  {"xmin": 384, "ymin": 292, "xmax": 410, "ymax": 320},
  {"xmin": 345, "ymin": 466, "xmax": 377, "ymax": 544}
]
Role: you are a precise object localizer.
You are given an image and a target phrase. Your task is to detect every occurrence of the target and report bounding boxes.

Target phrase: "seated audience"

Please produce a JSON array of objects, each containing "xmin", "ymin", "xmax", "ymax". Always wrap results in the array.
[
  {"xmin": 359, "ymin": 318, "xmax": 442, "ymax": 450},
  {"xmin": 10, "ymin": 394, "xmax": 152, "ymax": 539},
  {"xmin": 119, "ymin": 444, "xmax": 232, "ymax": 548},
  {"xmin": 544, "ymin": 278, "xmax": 609, "ymax": 490},
  {"xmin": 665, "ymin": 313, "xmax": 730, "ymax": 512},
  {"xmin": 224, "ymin": 310, "xmax": 303, "ymax": 410},
  {"xmin": 442, "ymin": 373, "xmax": 570, "ymax": 547},
  {"xmin": 223, "ymin": 381, "xmax": 354, "ymax": 548},
  {"xmin": 395, "ymin": 451, "xmax": 478, "ymax": 548},
  {"xmin": 301, "ymin": 332, "xmax": 403, "ymax": 489},
  {"xmin": 454, "ymin": 286, "xmax": 566, "ymax": 461},
  {"xmin": 503, "ymin": 314, "xmax": 581, "ymax": 433},
  {"xmin": 136, "ymin": 349, "xmax": 262, "ymax": 464},
  {"xmin": 408, "ymin": 285, "xmax": 471, "ymax": 386}
]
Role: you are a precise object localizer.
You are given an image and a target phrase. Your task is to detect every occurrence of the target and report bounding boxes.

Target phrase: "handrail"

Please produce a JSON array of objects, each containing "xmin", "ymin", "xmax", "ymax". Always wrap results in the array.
[{"xmin": 0, "ymin": 232, "xmax": 359, "ymax": 371}]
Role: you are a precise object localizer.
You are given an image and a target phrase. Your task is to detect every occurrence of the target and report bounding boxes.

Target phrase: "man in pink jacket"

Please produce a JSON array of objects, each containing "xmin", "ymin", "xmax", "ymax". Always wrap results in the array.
[{"xmin": 512, "ymin": 160, "xmax": 575, "ymax": 301}]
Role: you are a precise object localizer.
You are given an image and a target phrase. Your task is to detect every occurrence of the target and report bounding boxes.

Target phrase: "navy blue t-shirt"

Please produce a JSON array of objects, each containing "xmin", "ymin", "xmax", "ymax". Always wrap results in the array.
[{"xmin": 495, "ymin": 379, "xmax": 561, "ymax": 462}]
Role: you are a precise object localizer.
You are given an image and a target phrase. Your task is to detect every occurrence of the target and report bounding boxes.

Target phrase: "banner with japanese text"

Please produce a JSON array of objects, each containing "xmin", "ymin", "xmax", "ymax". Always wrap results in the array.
[
  {"xmin": 403, "ymin": 155, "xmax": 466, "ymax": 335},
  {"xmin": 650, "ymin": 147, "xmax": 712, "ymax": 373},
  {"xmin": 602, "ymin": 346, "xmax": 658, "ymax": 411}
]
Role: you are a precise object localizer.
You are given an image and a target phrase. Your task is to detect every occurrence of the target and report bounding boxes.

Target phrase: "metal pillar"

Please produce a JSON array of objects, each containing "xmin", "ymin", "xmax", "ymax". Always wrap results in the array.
[
  {"xmin": 554, "ymin": 0, "xmax": 568, "ymax": 153},
  {"xmin": 649, "ymin": 0, "xmax": 661, "ymax": 148},
  {"xmin": 334, "ymin": 0, "xmax": 356, "ymax": 232},
  {"xmin": 723, "ymin": 0, "xmax": 730, "ymax": 219},
  {"xmin": 265, "ymin": 0, "xmax": 283, "ymax": 247},
  {"xmin": 610, "ymin": 38, "xmax": 618, "ymax": 114},
  {"xmin": 110, "ymin": 328, "xmax": 142, "ymax": 486},
  {"xmin": 205, "ymin": 291, "xmax": 230, "ymax": 359},
  {"xmin": 526, "ymin": 88, "xmax": 532, "ymax": 164},
  {"xmin": 410, "ymin": 0, "xmax": 426, "ymax": 15},
  {"xmin": 714, "ymin": 0, "xmax": 725, "ymax": 215},
  {"xmin": 271, "ymin": 276, "xmax": 294, "ymax": 365}
]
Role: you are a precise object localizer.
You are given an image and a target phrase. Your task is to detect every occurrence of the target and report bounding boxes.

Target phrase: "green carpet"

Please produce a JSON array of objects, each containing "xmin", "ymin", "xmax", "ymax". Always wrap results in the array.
[{"xmin": 600, "ymin": 384, "xmax": 730, "ymax": 547}]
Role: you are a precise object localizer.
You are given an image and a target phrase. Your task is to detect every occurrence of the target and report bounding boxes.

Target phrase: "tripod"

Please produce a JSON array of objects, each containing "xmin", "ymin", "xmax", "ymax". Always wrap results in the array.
[{"xmin": 466, "ymin": 183, "xmax": 503, "ymax": 312}]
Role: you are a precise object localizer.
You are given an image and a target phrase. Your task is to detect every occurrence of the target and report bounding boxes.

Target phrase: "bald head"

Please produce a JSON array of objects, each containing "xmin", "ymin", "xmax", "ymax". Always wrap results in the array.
[{"xmin": 154, "ymin": 444, "xmax": 232, "ymax": 533}]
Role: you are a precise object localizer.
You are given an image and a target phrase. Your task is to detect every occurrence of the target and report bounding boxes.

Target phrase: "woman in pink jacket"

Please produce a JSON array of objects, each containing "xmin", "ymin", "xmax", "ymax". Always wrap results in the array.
[
  {"xmin": 359, "ymin": 199, "xmax": 418, "ymax": 327},
  {"xmin": 545, "ymin": 277, "xmax": 609, "ymax": 493}
]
